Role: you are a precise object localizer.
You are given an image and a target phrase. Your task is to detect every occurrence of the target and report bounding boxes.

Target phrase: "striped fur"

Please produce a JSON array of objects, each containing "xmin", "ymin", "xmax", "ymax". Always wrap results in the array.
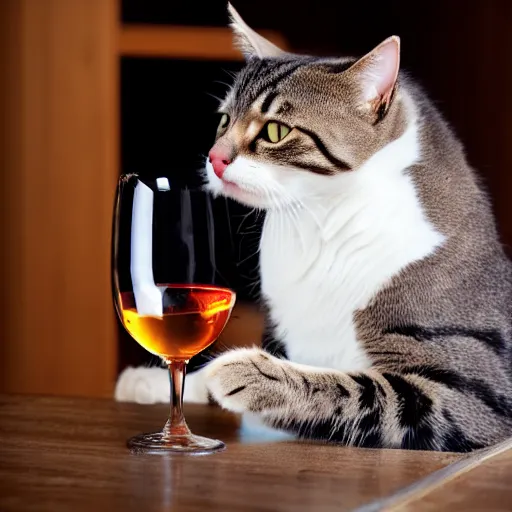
[
  {"xmin": 108, "ymin": 5, "xmax": 512, "ymax": 452},
  {"xmin": 202, "ymin": 5, "xmax": 512, "ymax": 452},
  {"xmin": 207, "ymin": 348, "xmax": 497, "ymax": 451}
]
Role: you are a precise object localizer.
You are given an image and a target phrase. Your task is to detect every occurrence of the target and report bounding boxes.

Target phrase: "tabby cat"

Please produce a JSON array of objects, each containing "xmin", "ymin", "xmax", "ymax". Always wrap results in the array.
[{"xmin": 117, "ymin": 4, "xmax": 512, "ymax": 452}]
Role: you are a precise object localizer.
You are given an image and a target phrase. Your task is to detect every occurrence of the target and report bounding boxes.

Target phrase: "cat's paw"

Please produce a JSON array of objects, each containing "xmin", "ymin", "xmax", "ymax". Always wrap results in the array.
[
  {"xmin": 183, "ymin": 367, "xmax": 210, "ymax": 404},
  {"xmin": 115, "ymin": 366, "xmax": 169, "ymax": 404},
  {"xmin": 115, "ymin": 366, "xmax": 210, "ymax": 404},
  {"xmin": 205, "ymin": 348, "xmax": 285, "ymax": 413}
]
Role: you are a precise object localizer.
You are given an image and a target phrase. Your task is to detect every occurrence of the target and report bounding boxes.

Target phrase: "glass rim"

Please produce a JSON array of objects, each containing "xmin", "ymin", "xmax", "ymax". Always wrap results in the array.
[{"xmin": 118, "ymin": 173, "xmax": 210, "ymax": 194}]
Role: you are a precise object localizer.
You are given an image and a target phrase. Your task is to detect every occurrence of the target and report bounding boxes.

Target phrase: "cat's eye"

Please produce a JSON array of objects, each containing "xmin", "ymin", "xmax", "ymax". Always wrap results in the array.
[
  {"xmin": 218, "ymin": 113, "xmax": 230, "ymax": 131},
  {"xmin": 265, "ymin": 121, "xmax": 290, "ymax": 143}
]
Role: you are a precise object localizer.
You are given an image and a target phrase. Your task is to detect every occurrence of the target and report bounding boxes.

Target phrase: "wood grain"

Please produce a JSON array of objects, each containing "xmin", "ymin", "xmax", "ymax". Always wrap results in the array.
[
  {"xmin": 0, "ymin": 394, "xmax": 462, "ymax": 512},
  {"xmin": 0, "ymin": 0, "xmax": 118, "ymax": 397},
  {"xmin": 395, "ymin": 444, "xmax": 512, "ymax": 512},
  {"xmin": 119, "ymin": 25, "xmax": 289, "ymax": 60}
]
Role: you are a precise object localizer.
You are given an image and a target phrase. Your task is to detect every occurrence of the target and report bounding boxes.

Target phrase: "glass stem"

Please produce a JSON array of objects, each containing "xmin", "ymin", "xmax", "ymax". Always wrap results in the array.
[{"xmin": 164, "ymin": 360, "xmax": 191, "ymax": 437}]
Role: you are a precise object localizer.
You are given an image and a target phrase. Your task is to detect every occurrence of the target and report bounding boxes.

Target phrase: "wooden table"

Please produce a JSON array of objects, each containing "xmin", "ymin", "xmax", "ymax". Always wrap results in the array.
[{"xmin": 0, "ymin": 395, "xmax": 511, "ymax": 511}]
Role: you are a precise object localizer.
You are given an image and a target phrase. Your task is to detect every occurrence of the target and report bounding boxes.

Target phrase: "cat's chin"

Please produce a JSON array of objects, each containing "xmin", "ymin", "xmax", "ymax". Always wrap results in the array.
[
  {"xmin": 218, "ymin": 183, "xmax": 271, "ymax": 209},
  {"xmin": 204, "ymin": 175, "xmax": 271, "ymax": 209}
]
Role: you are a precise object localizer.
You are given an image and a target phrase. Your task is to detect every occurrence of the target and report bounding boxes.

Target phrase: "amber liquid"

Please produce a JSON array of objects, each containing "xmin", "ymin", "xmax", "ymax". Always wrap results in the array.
[{"xmin": 119, "ymin": 285, "xmax": 235, "ymax": 361}]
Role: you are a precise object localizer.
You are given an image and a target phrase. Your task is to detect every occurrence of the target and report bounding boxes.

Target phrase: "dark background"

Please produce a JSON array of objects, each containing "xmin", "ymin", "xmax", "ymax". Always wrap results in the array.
[
  {"xmin": 120, "ymin": 0, "xmax": 512, "ymax": 367},
  {"xmin": 121, "ymin": 0, "xmax": 512, "ymax": 253}
]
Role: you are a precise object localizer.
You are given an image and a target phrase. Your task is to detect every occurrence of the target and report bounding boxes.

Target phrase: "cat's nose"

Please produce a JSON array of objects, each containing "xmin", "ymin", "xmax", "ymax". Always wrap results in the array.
[{"xmin": 208, "ymin": 149, "xmax": 231, "ymax": 179}]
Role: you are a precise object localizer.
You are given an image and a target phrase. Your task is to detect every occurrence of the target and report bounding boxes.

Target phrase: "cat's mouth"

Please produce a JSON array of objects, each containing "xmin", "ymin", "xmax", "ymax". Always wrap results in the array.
[
  {"xmin": 221, "ymin": 179, "xmax": 246, "ymax": 195},
  {"xmin": 220, "ymin": 178, "xmax": 240, "ymax": 191},
  {"xmin": 221, "ymin": 179, "xmax": 259, "ymax": 200},
  {"xmin": 218, "ymin": 178, "xmax": 270, "ymax": 208},
  {"xmin": 205, "ymin": 158, "xmax": 270, "ymax": 208}
]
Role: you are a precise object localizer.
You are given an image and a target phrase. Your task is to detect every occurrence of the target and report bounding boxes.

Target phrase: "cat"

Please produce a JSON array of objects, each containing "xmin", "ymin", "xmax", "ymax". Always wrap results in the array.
[{"xmin": 116, "ymin": 4, "xmax": 512, "ymax": 451}]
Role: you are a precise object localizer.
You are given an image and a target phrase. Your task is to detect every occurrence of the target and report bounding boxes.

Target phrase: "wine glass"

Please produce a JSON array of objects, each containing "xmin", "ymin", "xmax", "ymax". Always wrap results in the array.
[{"xmin": 112, "ymin": 174, "xmax": 236, "ymax": 454}]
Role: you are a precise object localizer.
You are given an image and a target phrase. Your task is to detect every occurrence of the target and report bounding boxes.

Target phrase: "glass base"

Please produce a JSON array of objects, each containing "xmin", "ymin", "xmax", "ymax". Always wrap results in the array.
[{"xmin": 127, "ymin": 431, "xmax": 225, "ymax": 455}]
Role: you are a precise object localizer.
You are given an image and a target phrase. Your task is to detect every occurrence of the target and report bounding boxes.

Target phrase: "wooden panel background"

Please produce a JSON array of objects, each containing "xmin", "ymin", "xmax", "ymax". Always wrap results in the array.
[
  {"xmin": 119, "ymin": 25, "xmax": 287, "ymax": 60},
  {"xmin": 0, "ymin": 0, "xmax": 118, "ymax": 397},
  {"xmin": 0, "ymin": 0, "xmax": 510, "ymax": 399}
]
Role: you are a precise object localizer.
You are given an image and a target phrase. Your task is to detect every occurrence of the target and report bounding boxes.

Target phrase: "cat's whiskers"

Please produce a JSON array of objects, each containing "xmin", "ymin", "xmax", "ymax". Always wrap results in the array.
[
  {"xmin": 221, "ymin": 68, "xmax": 238, "ymax": 80},
  {"xmin": 283, "ymin": 202, "xmax": 306, "ymax": 252},
  {"xmin": 264, "ymin": 187, "xmax": 284, "ymax": 249},
  {"xmin": 237, "ymin": 207, "xmax": 257, "ymax": 235},
  {"xmin": 206, "ymin": 92, "xmax": 224, "ymax": 103},
  {"xmin": 213, "ymin": 79, "xmax": 234, "ymax": 88},
  {"xmin": 266, "ymin": 183, "xmax": 309, "ymax": 252},
  {"xmin": 281, "ymin": 185, "xmax": 323, "ymax": 231},
  {"xmin": 235, "ymin": 183, "xmax": 275, "ymax": 267},
  {"xmin": 271, "ymin": 182, "xmax": 306, "ymax": 224}
]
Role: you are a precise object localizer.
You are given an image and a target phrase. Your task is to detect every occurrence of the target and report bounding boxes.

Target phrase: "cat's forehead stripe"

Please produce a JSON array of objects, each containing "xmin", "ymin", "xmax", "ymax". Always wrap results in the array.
[
  {"xmin": 231, "ymin": 59, "xmax": 305, "ymax": 115},
  {"xmin": 261, "ymin": 90, "xmax": 278, "ymax": 114},
  {"xmin": 252, "ymin": 61, "xmax": 304, "ymax": 101}
]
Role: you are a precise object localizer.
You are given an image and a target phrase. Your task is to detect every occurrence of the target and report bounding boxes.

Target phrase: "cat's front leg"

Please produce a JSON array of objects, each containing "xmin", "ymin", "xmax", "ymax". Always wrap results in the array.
[
  {"xmin": 207, "ymin": 348, "xmax": 497, "ymax": 451},
  {"xmin": 206, "ymin": 350, "xmax": 396, "ymax": 446}
]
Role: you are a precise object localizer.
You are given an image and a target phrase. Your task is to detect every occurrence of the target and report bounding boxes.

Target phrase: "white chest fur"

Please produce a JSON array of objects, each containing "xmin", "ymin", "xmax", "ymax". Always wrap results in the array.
[{"xmin": 259, "ymin": 123, "xmax": 444, "ymax": 372}]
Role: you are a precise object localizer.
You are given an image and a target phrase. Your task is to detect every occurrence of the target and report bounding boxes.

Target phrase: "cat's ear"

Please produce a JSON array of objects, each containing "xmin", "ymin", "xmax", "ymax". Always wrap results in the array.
[
  {"xmin": 347, "ymin": 36, "xmax": 400, "ymax": 118},
  {"xmin": 228, "ymin": 3, "xmax": 284, "ymax": 59}
]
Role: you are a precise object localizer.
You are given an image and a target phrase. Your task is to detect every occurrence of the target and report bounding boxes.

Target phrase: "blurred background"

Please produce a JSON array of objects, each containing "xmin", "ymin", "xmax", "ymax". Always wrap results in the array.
[{"xmin": 1, "ymin": 0, "xmax": 511, "ymax": 398}]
